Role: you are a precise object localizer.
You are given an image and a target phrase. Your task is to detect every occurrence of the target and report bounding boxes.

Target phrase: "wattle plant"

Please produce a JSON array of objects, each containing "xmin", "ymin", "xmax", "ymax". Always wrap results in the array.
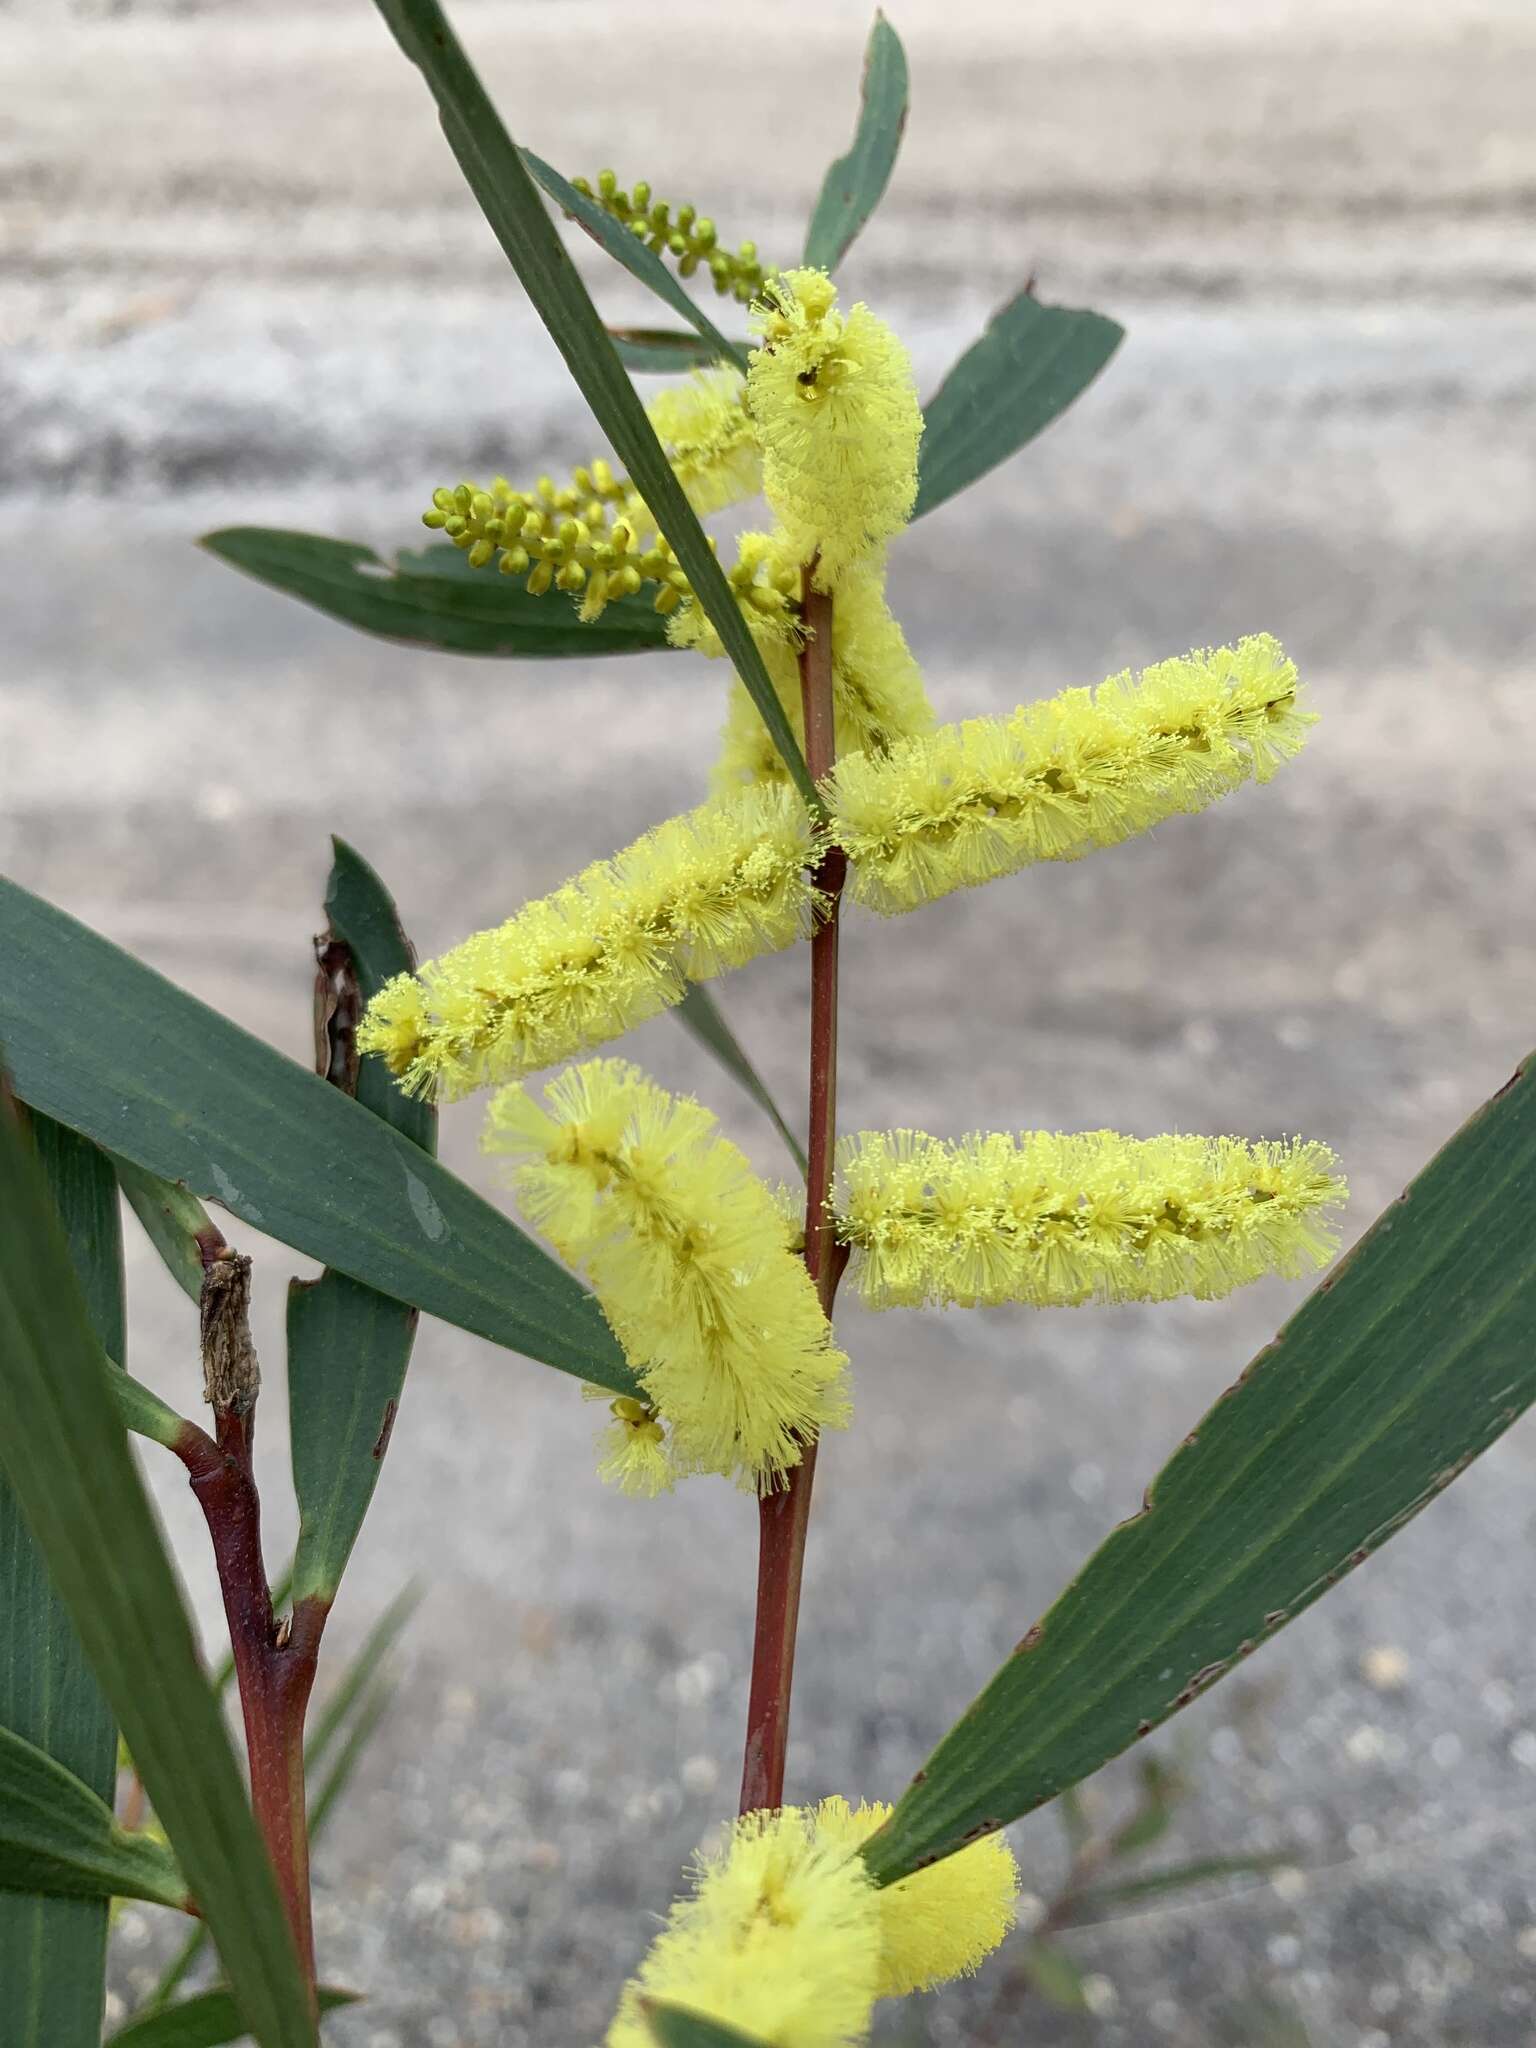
[{"xmin": 3, "ymin": 7, "xmax": 1535, "ymax": 2046}]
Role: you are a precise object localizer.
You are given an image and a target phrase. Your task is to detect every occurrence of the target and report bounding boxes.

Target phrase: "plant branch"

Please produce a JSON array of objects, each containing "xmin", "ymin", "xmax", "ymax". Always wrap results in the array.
[
  {"xmin": 740, "ymin": 575, "xmax": 845, "ymax": 1816},
  {"xmin": 171, "ymin": 1260, "xmax": 325, "ymax": 2002}
]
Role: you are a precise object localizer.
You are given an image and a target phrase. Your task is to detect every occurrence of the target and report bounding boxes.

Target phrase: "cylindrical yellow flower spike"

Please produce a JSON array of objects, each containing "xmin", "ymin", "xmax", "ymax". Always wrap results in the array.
[
  {"xmin": 573, "ymin": 169, "xmax": 770, "ymax": 303},
  {"xmin": 811, "ymin": 1796, "xmax": 1019, "ymax": 1997},
  {"xmin": 357, "ymin": 787, "xmax": 828, "ymax": 1101},
  {"xmin": 646, "ymin": 368, "xmax": 763, "ymax": 515},
  {"xmin": 827, "ymin": 635, "xmax": 1313, "ymax": 914},
  {"xmin": 605, "ymin": 1809, "xmax": 882, "ymax": 2048},
  {"xmin": 704, "ymin": 549, "xmax": 937, "ymax": 793},
  {"xmin": 486, "ymin": 1061, "xmax": 850, "ymax": 1493},
  {"xmin": 835, "ymin": 1128, "xmax": 1346, "ymax": 1311},
  {"xmin": 748, "ymin": 269, "xmax": 923, "ymax": 589}
]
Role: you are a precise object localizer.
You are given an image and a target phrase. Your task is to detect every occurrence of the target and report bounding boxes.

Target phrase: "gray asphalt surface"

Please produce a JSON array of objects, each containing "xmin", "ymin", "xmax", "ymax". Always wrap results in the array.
[{"xmin": 5, "ymin": 3, "xmax": 1536, "ymax": 2043}]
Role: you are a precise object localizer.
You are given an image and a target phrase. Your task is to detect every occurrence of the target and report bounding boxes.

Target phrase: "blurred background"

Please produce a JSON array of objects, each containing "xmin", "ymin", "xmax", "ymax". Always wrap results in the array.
[{"xmin": 4, "ymin": 0, "xmax": 1536, "ymax": 2041}]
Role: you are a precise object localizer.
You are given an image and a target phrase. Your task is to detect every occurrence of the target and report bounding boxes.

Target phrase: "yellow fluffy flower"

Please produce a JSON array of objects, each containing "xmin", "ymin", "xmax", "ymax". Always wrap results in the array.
[
  {"xmin": 748, "ymin": 269, "xmax": 922, "ymax": 588},
  {"xmin": 827, "ymin": 635, "xmax": 1312, "ymax": 915},
  {"xmin": 358, "ymin": 787, "xmax": 826, "ymax": 1101},
  {"xmin": 485, "ymin": 1061, "xmax": 850, "ymax": 1492},
  {"xmin": 606, "ymin": 1809, "xmax": 882, "ymax": 2048},
  {"xmin": 812, "ymin": 1797, "xmax": 1019, "ymax": 1997},
  {"xmin": 835, "ymin": 1128, "xmax": 1346, "ymax": 1311},
  {"xmin": 706, "ymin": 550, "xmax": 936, "ymax": 793},
  {"xmin": 647, "ymin": 369, "xmax": 762, "ymax": 516}
]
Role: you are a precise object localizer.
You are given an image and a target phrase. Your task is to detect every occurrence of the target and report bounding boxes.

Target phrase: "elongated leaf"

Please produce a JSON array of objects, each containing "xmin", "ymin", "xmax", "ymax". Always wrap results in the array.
[
  {"xmin": 202, "ymin": 530, "xmax": 672, "ymax": 659},
  {"xmin": 861, "ymin": 1048, "xmax": 1536, "ymax": 1885},
  {"xmin": 371, "ymin": 0, "xmax": 818, "ymax": 811},
  {"xmin": 0, "ymin": 878, "xmax": 636, "ymax": 1396},
  {"xmin": 643, "ymin": 2004, "xmax": 767, "ymax": 2048},
  {"xmin": 0, "ymin": 1726, "xmax": 188, "ymax": 1910},
  {"xmin": 522, "ymin": 154, "xmax": 747, "ymax": 374},
  {"xmin": 1064, "ymin": 1852, "xmax": 1289, "ymax": 1923},
  {"xmin": 673, "ymin": 984, "xmax": 806, "ymax": 1178},
  {"xmin": 1019, "ymin": 1940, "xmax": 1090, "ymax": 2013},
  {"xmin": 802, "ymin": 13, "xmax": 909, "ymax": 273},
  {"xmin": 0, "ymin": 1102, "xmax": 314, "ymax": 2048},
  {"xmin": 912, "ymin": 293, "xmax": 1124, "ymax": 521},
  {"xmin": 0, "ymin": 1116, "xmax": 122, "ymax": 2047},
  {"xmin": 113, "ymin": 1153, "xmax": 216, "ymax": 1304},
  {"xmin": 607, "ymin": 327, "xmax": 738, "ymax": 375},
  {"xmin": 107, "ymin": 1988, "xmax": 357, "ymax": 2048},
  {"xmin": 305, "ymin": 1583, "xmax": 419, "ymax": 1777},
  {"xmin": 290, "ymin": 845, "xmax": 436, "ymax": 1606}
]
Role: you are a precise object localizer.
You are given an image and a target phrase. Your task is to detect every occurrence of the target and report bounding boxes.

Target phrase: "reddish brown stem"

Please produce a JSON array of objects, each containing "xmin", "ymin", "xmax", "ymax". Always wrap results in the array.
[
  {"xmin": 174, "ymin": 1409, "xmax": 323, "ymax": 1999},
  {"xmin": 740, "ymin": 578, "xmax": 845, "ymax": 1816}
]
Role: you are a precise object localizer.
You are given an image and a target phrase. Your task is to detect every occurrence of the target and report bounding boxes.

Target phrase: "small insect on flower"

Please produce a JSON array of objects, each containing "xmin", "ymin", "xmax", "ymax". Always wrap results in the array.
[
  {"xmin": 835, "ymin": 1127, "xmax": 1346, "ymax": 1311},
  {"xmin": 748, "ymin": 268, "xmax": 923, "ymax": 588},
  {"xmin": 486, "ymin": 1061, "xmax": 850, "ymax": 1493},
  {"xmin": 811, "ymin": 1797, "xmax": 1020, "ymax": 1997},
  {"xmin": 605, "ymin": 1808, "xmax": 883, "ymax": 2048},
  {"xmin": 357, "ymin": 786, "xmax": 827, "ymax": 1102},
  {"xmin": 828, "ymin": 635, "xmax": 1314, "ymax": 915}
]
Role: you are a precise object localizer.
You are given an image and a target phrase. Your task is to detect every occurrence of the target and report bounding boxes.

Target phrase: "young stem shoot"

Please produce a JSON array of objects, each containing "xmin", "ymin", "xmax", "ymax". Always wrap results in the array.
[
  {"xmin": 739, "ymin": 576, "xmax": 846, "ymax": 1816},
  {"xmin": 171, "ymin": 1241, "xmax": 326, "ymax": 2004}
]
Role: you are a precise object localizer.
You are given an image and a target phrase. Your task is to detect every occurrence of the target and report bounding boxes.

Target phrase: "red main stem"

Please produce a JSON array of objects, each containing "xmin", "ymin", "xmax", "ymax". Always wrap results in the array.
[
  {"xmin": 740, "ymin": 578, "xmax": 845, "ymax": 1816},
  {"xmin": 178, "ymin": 1410, "xmax": 323, "ymax": 1998}
]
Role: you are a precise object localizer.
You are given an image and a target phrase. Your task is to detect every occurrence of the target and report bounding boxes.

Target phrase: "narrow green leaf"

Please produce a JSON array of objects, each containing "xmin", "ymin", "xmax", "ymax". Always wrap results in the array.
[
  {"xmin": 112, "ymin": 1153, "xmax": 216, "ymax": 1304},
  {"xmin": 521, "ymin": 153, "xmax": 748, "ymax": 373},
  {"xmin": 642, "ymin": 2003, "xmax": 768, "ymax": 2048},
  {"xmin": 1064, "ymin": 1852, "xmax": 1290, "ymax": 1923},
  {"xmin": 290, "ymin": 845, "xmax": 436, "ymax": 1606},
  {"xmin": 306, "ymin": 1678, "xmax": 394, "ymax": 1841},
  {"xmin": 912, "ymin": 293, "xmax": 1124, "ymax": 521},
  {"xmin": 1019, "ymin": 1939, "xmax": 1090, "ymax": 2012},
  {"xmin": 0, "ymin": 878, "xmax": 637, "ymax": 1396},
  {"xmin": 0, "ymin": 1102, "xmax": 313, "ymax": 2048},
  {"xmin": 0, "ymin": 1727, "xmax": 188, "ymax": 1911},
  {"xmin": 370, "ymin": 0, "xmax": 818, "ymax": 811},
  {"xmin": 607, "ymin": 327, "xmax": 739, "ymax": 375},
  {"xmin": 672, "ymin": 984, "xmax": 807, "ymax": 1179},
  {"xmin": 305, "ymin": 1583, "xmax": 419, "ymax": 1778},
  {"xmin": 0, "ymin": 1115, "xmax": 122, "ymax": 2047},
  {"xmin": 201, "ymin": 530, "xmax": 672, "ymax": 660},
  {"xmin": 1107, "ymin": 1798, "xmax": 1173, "ymax": 1857},
  {"xmin": 802, "ymin": 13, "xmax": 909, "ymax": 273},
  {"xmin": 106, "ymin": 1987, "xmax": 357, "ymax": 2048},
  {"xmin": 862, "ymin": 1048, "xmax": 1536, "ymax": 1886}
]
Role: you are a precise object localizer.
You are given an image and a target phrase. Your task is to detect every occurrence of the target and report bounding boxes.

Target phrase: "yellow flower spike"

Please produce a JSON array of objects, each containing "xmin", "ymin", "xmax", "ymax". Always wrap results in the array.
[
  {"xmin": 573, "ymin": 170, "xmax": 770, "ymax": 300},
  {"xmin": 748, "ymin": 268, "xmax": 923, "ymax": 589},
  {"xmin": 580, "ymin": 1386, "xmax": 675, "ymax": 1497},
  {"xmin": 709, "ymin": 552, "xmax": 936, "ymax": 793},
  {"xmin": 487, "ymin": 1062, "xmax": 850, "ymax": 1493},
  {"xmin": 827, "ymin": 635, "xmax": 1314, "ymax": 915},
  {"xmin": 605, "ymin": 1808, "xmax": 882, "ymax": 2048},
  {"xmin": 810, "ymin": 1797, "xmax": 1020, "ymax": 1997},
  {"xmin": 834, "ymin": 1127, "xmax": 1347, "ymax": 1311},
  {"xmin": 645, "ymin": 368, "xmax": 762, "ymax": 516},
  {"xmin": 358, "ymin": 786, "xmax": 828, "ymax": 1102}
]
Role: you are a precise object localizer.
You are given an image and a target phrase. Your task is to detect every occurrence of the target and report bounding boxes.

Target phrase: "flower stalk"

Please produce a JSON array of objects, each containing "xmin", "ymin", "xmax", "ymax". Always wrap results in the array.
[{"xmin": 741, "ymin": 576, "xmax": 846, "ymax": 1816}]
